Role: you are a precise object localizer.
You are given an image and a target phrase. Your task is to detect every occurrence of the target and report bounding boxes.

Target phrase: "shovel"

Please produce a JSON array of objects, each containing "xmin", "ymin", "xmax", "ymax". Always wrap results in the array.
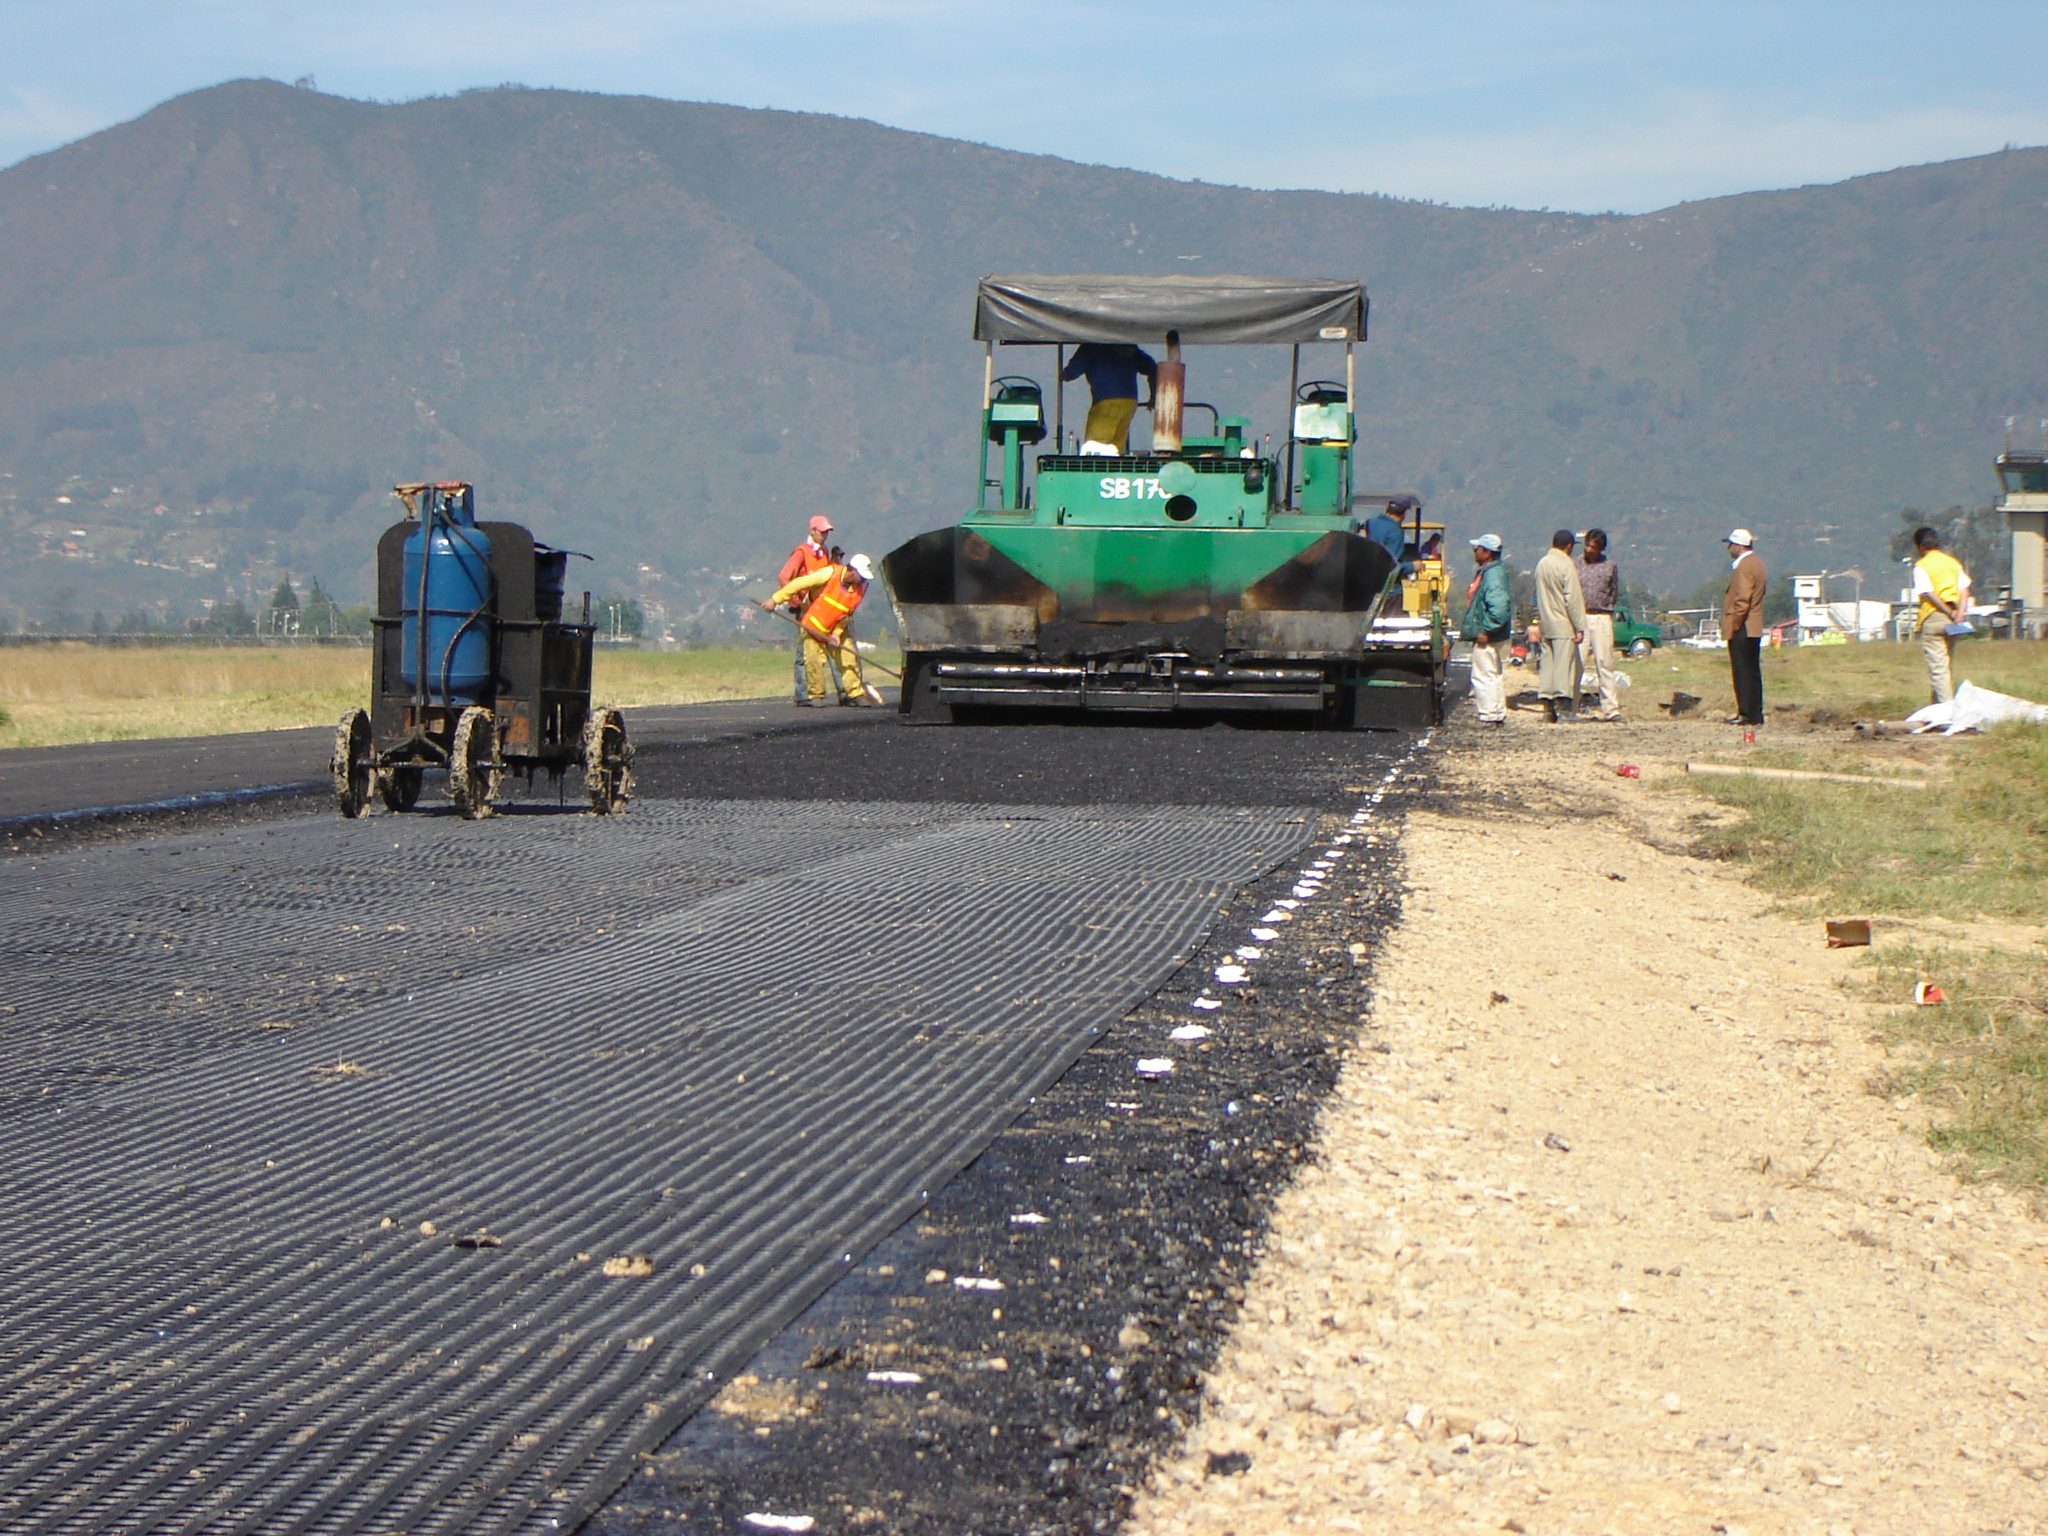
[{"xmin": 758, "ymin": 601, "xmax": 890, "ymax": 705}]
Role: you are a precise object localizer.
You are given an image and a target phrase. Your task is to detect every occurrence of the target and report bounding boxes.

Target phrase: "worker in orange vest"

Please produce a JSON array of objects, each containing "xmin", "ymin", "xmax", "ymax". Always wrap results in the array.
[
  {"xmin": 777, "ymin": 515, "xmax": 839, "ymax": 703},
  {"xmin": 766, "ymin": 553, "xmax": 876, "ymax": 705}
]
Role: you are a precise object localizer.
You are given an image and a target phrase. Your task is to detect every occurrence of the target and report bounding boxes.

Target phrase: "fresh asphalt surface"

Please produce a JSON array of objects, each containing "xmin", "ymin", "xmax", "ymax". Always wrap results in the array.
[
  {"xmin": 1, "ymin": 699, "xmax": 1429, "ymax": 1534},
  {"xmin": 0, "ymin": 700, "xmax": 858, "ymax": 826}
]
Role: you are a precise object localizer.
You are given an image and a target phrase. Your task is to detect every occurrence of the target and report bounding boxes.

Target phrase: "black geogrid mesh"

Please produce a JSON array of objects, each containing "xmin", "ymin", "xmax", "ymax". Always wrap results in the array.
[{"xmin": 0, "ymin": 797, "xmax": 1310, "ymax": 1534}]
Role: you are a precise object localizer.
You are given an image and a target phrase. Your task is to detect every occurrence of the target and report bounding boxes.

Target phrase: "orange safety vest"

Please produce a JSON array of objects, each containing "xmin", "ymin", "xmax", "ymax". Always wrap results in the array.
[
  {"xmin": 800, "ymin": 566, "xmax": 865, "ymax": 641},
  {"xmin": 779, "ymin": 539, "xmax": 832, "ymax": 609}
]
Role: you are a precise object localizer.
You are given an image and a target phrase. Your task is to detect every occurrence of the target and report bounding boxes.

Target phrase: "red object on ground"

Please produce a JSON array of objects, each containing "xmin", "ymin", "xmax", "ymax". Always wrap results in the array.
[{"xmin": 1616, "ymin": 763, "xmax": 1641, "ymax": 779}]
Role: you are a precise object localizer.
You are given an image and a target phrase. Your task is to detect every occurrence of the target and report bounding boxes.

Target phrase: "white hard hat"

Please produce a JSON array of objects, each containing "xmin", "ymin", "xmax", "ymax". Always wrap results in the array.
[{"xmin": 849, "ymin": 553, "xmax": 875, "ymax": 582}]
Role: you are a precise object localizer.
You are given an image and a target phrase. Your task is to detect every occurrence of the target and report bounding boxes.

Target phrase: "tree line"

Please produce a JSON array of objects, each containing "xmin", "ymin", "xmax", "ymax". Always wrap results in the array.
[{"xmin": 6, "ymin": 579, "xmax": 649, "ymax": 640}]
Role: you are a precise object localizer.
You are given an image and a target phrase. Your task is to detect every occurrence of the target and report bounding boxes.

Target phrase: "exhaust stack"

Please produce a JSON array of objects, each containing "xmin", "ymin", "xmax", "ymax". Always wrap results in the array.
[{"xmin": 1152, "ymin": 330, "xmax": 1184, "ymax": 452}]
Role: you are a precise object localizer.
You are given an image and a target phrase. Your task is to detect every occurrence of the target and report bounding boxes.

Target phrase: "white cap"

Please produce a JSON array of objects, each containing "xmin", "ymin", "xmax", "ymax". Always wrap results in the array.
[
  {"xmin": 849, "ymin": 553, "xmax": 876, "ymax": 582},
  {"xmin": 1724, "ymin": 527, "xmax": 1754, "ymax": 548},
  {"xmin": 1469, "ymin": 533, "xmax": 1503, "ymax": 553}
]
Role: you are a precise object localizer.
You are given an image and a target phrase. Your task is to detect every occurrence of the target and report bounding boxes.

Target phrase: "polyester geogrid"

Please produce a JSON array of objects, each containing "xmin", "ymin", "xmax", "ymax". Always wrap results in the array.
[{"xmin": 0, "ymin": 797, "xmax": 1308, "ymax": 1534}]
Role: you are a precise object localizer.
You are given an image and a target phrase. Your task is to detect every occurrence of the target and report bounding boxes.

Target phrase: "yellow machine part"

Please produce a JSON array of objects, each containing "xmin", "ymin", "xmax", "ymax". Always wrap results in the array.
[
  {"xmin": 1402, "ymin": 555, "xmax": 1450, "ymax": 619},
  {"xmin": 1396, "ymin": 519, "xmax": 1449, "ymax": 619}
]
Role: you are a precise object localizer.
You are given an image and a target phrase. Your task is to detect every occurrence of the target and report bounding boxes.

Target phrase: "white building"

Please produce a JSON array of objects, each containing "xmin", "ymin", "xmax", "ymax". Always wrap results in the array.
[
  {"xmin": 1995, "ymin": 444, "xmax": 2047, "ymax": 637},
  {"xmin": 1792, "ymin": 574, "xmax": 1891, "ymax": 640}
]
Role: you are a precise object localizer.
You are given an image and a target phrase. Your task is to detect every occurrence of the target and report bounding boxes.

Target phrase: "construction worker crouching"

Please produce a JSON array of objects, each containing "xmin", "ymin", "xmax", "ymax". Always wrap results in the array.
[{"xmin": 767, "ymin": 553, "xmax": 877, "ymax": 706}]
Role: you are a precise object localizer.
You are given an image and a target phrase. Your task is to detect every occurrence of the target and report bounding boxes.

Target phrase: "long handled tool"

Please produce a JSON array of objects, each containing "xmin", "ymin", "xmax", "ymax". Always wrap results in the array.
[{"xmin": 758, "ymin": 601, "xmax": 891, "ymax": 704}]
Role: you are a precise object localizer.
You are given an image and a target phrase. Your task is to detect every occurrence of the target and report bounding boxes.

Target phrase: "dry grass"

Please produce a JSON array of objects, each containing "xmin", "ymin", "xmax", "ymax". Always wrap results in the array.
[
  {"xmin": 1871, "ymin": 944, "xmax": 2048, "ymax": 1193},
  {"xmin": 0, "ymin": 644, "xmax": 366, "ymax": 745},
  {"xmin": 590, "ymin": 646, "xmax": 893, "ymax": 707},
  {"xmin": 0, "ymin": 642, "xmax": 802, "ymax": 748}
]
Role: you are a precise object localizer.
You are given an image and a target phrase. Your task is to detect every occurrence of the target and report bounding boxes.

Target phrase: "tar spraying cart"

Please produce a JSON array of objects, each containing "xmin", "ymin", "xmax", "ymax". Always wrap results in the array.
[{"xmin": 331, "ymin": 481, "xmax": 631, "ymax": 819}]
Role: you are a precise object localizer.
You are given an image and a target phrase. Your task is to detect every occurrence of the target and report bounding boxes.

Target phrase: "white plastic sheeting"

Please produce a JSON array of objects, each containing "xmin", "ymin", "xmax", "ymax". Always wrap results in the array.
[{"xmin": 1905, "ymin": 679, "xmax": 2048, "ymax": 734}]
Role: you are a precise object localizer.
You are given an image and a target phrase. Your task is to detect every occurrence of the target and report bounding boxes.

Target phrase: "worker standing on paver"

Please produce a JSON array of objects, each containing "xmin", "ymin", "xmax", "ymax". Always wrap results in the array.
[
  {"xmin": 778, "ymin": 515, "xmax": 841, "ymax": 705},
  {"xmin": 767, "ymin": 554, "xmax": 878, "ymax": 706},
  {"xmin": 1062, "ymin": 342, "xmax": 1157, "ymax": 453}
]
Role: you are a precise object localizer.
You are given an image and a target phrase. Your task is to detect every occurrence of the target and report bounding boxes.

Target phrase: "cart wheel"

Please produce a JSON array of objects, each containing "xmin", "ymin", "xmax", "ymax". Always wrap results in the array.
[
  {"xmin": 449, "ymin": 706, "xmax": 500, "ymax": 820},
  {"xmin": 581, "ymin": 707, "xmax": 634, "ymax": 815},
  {"xmin": 331, "ymin": 709, "xmax": 372, "ymax": 819},
  {"xmin": 379, "ymin": 764, "xmax": 424, "ymax": 814}
]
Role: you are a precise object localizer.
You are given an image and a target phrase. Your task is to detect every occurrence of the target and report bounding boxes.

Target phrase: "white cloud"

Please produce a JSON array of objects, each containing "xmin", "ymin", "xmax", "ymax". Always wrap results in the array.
[
  {"xmin": 0, "ymin": 86, "xmax": 113, "ymax": 170},
  {"xmin": 1274, "ymin": 95, "xmax": 2048, "ymax": 213}
]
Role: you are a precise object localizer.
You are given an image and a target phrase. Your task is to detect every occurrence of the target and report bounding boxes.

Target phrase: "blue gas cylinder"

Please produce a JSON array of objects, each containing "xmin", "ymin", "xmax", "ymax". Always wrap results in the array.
[{"xmin": 400, "ymin": 498, "xmax": 493, "ymax": 702}]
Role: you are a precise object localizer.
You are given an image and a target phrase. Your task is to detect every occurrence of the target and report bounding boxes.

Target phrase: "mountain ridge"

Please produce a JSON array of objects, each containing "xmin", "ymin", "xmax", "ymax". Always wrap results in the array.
[{"xmin": 1, "ymin": 79, "xmax": 2041, "ymax": 633}]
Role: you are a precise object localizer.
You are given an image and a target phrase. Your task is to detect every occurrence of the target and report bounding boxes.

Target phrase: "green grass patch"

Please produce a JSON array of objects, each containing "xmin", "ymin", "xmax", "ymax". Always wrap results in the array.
[
  {"xmin": 1870, "ymin": 943, "xmax": 2048, "ymax": 1192},
  {"xmin": 1674, "ymin": 642, "xmax": 2048, "ymax": 1189},
  {"xmin": 1625, "ymin": 635, "xmax": 2048, "ymax": 721},
  {"xmin": 1688, "ymin": 720, "xmax": 2048, "ymax": 922}
]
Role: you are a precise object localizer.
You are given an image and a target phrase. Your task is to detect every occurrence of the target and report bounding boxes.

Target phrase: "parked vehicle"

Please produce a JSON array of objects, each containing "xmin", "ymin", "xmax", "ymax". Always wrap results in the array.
[{"xmin": 1613, "ymin": 605, "xmax": 1666, "ymax": 657}]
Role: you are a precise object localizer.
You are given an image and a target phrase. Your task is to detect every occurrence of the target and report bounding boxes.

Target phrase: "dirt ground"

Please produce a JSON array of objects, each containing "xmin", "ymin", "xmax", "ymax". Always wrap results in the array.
[{"xmin": 1127, "ymin": 690, "xmax": 2048, "ymax": 1536}]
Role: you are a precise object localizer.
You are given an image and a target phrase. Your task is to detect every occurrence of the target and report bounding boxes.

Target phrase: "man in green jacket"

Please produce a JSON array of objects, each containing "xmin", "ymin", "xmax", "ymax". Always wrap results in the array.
[{"xmin": 1459, "ymin": 534, "xmax": 1512, "ymax": 726}]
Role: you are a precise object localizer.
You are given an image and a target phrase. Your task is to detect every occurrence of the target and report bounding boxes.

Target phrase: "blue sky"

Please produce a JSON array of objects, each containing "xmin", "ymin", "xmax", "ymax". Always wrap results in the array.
[{"xmin": 4, "ymin": 0, "xmax": 2046, "ymax": 213}]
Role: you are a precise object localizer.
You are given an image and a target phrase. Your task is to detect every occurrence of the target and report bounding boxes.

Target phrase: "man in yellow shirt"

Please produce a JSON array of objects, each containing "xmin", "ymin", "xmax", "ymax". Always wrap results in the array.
[{"xmin": 1911, "ymin": 527, "xmax": 1971, "ymax": 705}]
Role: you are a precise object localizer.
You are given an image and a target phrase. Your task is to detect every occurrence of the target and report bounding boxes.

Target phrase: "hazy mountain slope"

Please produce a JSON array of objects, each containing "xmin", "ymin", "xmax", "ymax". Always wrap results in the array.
[
  {"xmin": 1400, "ymin": 155, "xmax": 2048, "ymax": 579},
  {"xmin": 0, "ymin": 79, "xmax": 2040, "ymax": 630}
]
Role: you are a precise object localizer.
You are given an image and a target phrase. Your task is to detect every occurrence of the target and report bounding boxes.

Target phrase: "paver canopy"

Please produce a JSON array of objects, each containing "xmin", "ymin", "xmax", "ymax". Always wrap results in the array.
[{"xmin": 974, "ymin": 274, "xmax": 1367, "ymax": 346}]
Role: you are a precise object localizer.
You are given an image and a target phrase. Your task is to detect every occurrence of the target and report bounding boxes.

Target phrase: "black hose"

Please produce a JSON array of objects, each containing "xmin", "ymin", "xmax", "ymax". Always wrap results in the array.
[{"xmin": 437, "ymin": 518, "xmax": 498, "ymax": 706}]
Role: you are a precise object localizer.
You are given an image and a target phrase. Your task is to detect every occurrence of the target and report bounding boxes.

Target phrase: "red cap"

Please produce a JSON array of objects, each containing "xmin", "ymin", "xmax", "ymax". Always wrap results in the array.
[{"xmin": 808, "ymin": 515, "xmax": 833, "ymax": 536}]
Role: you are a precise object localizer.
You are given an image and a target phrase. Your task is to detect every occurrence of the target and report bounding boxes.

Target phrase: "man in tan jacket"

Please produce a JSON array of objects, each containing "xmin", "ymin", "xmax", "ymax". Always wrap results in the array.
[
  {"xmin": 1534, "ymin": 529, "xmax": 1588, "ymax": 723},
  {"xmin": 1720, "ymin": 527, "xmax": 1768, "ymax": 726}
]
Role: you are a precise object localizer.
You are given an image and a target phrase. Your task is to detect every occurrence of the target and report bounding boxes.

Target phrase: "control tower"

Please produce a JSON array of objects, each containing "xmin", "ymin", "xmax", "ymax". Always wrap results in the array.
[{"xmin": 1994, "ymin": 428, "xmax": 2048, "ymax": 638}]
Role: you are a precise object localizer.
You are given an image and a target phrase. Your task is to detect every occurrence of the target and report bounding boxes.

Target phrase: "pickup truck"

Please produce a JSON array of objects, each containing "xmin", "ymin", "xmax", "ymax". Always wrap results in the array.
[{"xmin": 1613, "ymin": 606, "xmax": 1667, "ymax": 657}]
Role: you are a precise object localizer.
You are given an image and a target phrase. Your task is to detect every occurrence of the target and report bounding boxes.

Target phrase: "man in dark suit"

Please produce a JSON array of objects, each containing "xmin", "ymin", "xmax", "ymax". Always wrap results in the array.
[{"xmin": 1720, "ymin": 527, "xmax": 1768, "ymax": 726}]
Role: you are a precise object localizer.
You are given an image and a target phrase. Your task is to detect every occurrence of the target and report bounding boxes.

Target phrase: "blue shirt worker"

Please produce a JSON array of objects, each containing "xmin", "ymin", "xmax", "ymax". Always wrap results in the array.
[
  {"xmin": 1362, "ymin": 494, "xmax": 1419, "ymax": 578},
  {"xmin": 1062, "ymin": 342, "xmax": 1157, "ymax": 453}
]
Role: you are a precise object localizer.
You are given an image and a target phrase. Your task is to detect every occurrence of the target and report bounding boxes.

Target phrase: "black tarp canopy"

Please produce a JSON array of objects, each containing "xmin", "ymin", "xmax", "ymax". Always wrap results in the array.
[{"xmin": 974, "ymin": 274, "xmax": 1367, "ymax": 346}]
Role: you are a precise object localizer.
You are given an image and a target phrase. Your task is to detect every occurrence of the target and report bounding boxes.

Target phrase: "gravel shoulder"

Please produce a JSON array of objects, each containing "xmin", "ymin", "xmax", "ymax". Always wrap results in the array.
[{"xmin": 1130, "ymin": 701, "xmax": 2048, "ymax": 1536}]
